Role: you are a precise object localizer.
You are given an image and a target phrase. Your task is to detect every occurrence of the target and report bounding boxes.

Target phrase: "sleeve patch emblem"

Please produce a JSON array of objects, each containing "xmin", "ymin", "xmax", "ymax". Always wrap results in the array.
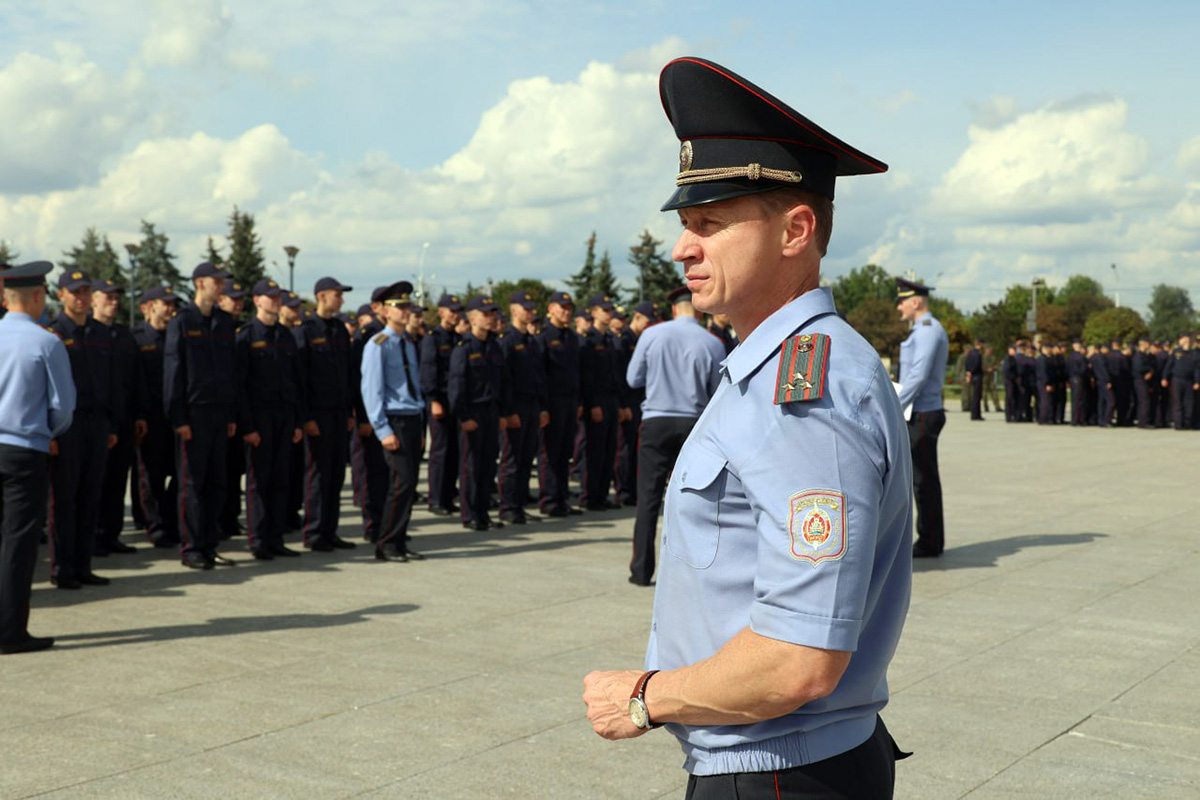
[
  {"xmin": 774, "ymin": 333, "xmax": 830, "ymax": 404},
  {"xmin": 787, "ymin": 489, "xmax": 847, "ymax": 565}
]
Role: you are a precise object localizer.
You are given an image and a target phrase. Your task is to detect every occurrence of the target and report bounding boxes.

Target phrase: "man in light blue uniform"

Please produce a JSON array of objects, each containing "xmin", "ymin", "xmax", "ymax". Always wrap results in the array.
[
  {"xmin": 895, "ymin": 278, "xmax": 950, "ymax": 558},
  {"xmin": 360, "ymin": 281, "xmax": 425, "ymax": 563},
  {"xmin": 0, "ymin": 261, "xmax": 75, "ymax": 654},
  {"xmin": 626, "ymin": 286, "xmax": 725, "ymax": 587},
  {"xmin": 584, "ymin": 58, "xmax": 912, "ymax": 798}
]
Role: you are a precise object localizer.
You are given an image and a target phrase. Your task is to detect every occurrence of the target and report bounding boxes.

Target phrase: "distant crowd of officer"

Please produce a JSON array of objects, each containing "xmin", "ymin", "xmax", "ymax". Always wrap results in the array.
[
  {"xmin": 997, "ymin": 335, "xmax": 1200, "ymax": 429},
  {"xmin": 2, "ymin": 259, "xmax": 744, "ymax": 595}
]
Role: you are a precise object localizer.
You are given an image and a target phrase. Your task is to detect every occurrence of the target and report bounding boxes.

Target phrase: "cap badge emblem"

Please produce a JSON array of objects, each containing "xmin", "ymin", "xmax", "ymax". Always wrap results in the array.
[{"xmin": 679, "ymin": 140, "xmax": 693, "ymax": 172}]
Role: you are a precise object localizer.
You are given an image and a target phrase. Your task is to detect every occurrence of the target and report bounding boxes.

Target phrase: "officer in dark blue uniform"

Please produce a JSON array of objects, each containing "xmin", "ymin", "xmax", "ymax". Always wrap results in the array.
[
  {"xmin": 91, "ymin": 279, "xmax": 140, "ymax": 555},
  {"xmin": 1067, "ymin": 340, "xmax": 1088, "ymax": 425},
  {"xmin": 0, "ymin": 261, "xmax": 74, "ymax": 653},
  {"xmin": 350, "ymin": 287, "xmax": 388, "ymax": 542},
  {"xmin": 537, "ymin": 291, "xmax": 582, "ymax": 517},
  {"xmin": 963, "ymin": 339, "xmax": 984, "ymax": 420},
  {"xmin": 218, "ymin": 281, "xmax": 249, "ymax": 540},
  {"xmin": 48, "ymin": 270, "xmax": 119, "ymax": 588},
  {"xmin": 236, "ymin": 279, "xmax": 304, "ymax": 560},
  {"xmin": 1110, "ymin": 340, "xmax": 1132, "ymax": 426},
  {"xmin": 1018, "ymin": 341, "xmax": 1036, "ymax": 421},
  {"xmin": 297, "ymin": 276, "xmax": 358, "ymax": 551},
  {"xmin": 420, "ymin": 294, "xmax": 463, "ymax": 516},
  {"xmin": 1164, "ymin": 334, "xmax": 1196, "ymax": 429},
  {"xmin": 132, "ymin": 286, "xmax": 180, "ymax": 547},
  {"xmin": 497, "ymin": 290, "xmax": 546, "ymax": 525},
  {"xmin": 579, "ymin": 294, "xmax": 630, "ymax": 510},
  {"xmin": 361, "ymin": 282, "xmax": 426, "ymax": 561},
  {"xmin": 611, "ymin": 308, "xmax": 640, "ymax": 506},
  {"xmin": 448, "ymin": 295, "xmax": 507, "ymax": 531},
  {"xmin": 1035, "ymin": 343, "xmax": 1056, "ymax": 424},
  {"xmin": 164, "ymin": 262, "xmax": 238, "ymax": 569},
  {"xmin": 1131, "ymin": 337, "xmax": 1157, "ymax": 429},
  {"xmin": 1093, "ymin": 342, "xmax": 1114, "ymax": 426}
]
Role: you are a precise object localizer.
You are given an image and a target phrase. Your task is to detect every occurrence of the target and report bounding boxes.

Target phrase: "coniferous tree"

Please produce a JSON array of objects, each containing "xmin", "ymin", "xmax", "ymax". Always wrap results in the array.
[
  {"xmin": 628, "ymin": 229, "xmax": 680, "ymax": 306},
  {"xmin": 565, "ymin": 232, "xmax": 599, "ymax": 305},
  {"xmin": 592, "ymin": 249, "xmax": 621, "ymax": 304},
  {"xmin": 225, "ymin": 206, "xmax": 266, "ymax": 289},
  {"xmin": 132, "ymin": 220, "xmax": 186, "ymax": 295},
  {"xmin": 0, "ymin": 240, "xmax": 19, "ymax": 265},
  {"xmin": 205, "ymin": 236, "xmax": 225, "ymax": 266}
]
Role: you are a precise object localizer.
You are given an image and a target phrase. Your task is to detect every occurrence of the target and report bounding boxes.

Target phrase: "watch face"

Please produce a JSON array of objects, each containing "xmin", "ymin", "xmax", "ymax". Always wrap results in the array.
[{"xmin": 629, "ymin": 698, "xmax": 649, "ymax": 729}]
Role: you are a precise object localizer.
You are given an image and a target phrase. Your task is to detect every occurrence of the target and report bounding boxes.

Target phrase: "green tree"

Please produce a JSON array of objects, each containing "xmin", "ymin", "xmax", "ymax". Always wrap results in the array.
[
  {"xmin": 0, "ymin": 240, "xmax": 19, "ymax": 265},
  {"xmin": 847, "ymin": 297, "xmax": 908, "ymax": 356},
  {"xmin": 1082, "ymin": 307, "xmax": 1148, "ymax": 345},
  {"xmin": 225, "ymin": 206, "xmax": 265, "ymax": 289},
  {"xmin": 1053, "ymin": 274, "xmax": 1106, "ymax": 306},
  {"xmin": 205, "ymin": 236, "xmax": 225, "ymax": 266},
  {"xmin": 1052, "ymin": 274, "xmax": 1113, "ymax": 339},
  {"xmin": 930, "ymin": 296, "xmax": 970, "ymax": 356},
  {"xmin": 628, "ymin": 229, "xmax": 680, "ymax": 306},
  {"xmin": 1146, "ymin": 284, "xmax": 1196, "ymax": 340},
  {"xmin": 565, "ymin": 232, "xmax": 599, "ymax": 304},
  {"xmin": 830, "ymin": 264, "xmax": 894, "ymax": 317},
  {"xmin": 491, "ymin": 278, "xmax": 554, "ymax": 314},
  {"xmin": 593, "ymin": 249, "xmax": 621, "ymax": 304},
  {"xmin": 132, "ymin": 220, "xmax": 186, "ymax": 296},
  {"xmin": 60, "ymin": 228, "xmax": 123, "ymax": 285}
]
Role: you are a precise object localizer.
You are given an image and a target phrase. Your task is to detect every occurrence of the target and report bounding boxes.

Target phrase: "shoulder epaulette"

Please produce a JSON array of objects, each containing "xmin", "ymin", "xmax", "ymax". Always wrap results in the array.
[
  {"xmin": 774, "ymin": 333, "xmax": 830, "ymax": 405},
  {"xmin": 237, "ymin": 323, "xmax": 250, "ymax": 334},
  {"xmin": 372, "ymin": 333, "xmax": 388, "ymax": 345},
  {"xmin": 921, "ymin": 318, "xmax": 932, "ymax": 327}
]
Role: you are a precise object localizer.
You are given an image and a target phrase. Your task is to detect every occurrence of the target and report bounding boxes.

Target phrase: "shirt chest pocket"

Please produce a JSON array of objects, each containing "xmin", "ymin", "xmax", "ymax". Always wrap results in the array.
[{"xmin": 667, "ymin": 447, "xmax": 726, "ymax": 569}]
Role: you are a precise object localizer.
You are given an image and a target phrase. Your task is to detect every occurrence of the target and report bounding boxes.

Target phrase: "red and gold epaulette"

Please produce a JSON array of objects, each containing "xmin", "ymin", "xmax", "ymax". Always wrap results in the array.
[{"xmin": 774, "ymin": 333, "xmax": 830, "ymax": 404}]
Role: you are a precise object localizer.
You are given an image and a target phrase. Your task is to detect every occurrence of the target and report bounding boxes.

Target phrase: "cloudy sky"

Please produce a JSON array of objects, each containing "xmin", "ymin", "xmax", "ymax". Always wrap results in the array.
[{"xmin": 2, "ymin": 1, "xmax": 1198, "ymax": 314}]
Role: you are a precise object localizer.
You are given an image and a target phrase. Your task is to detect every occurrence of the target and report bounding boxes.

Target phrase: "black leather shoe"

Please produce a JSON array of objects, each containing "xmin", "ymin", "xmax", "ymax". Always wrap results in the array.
[
  {"xmin": 0, "ymin": 636, "xmax": 55, "ymax": 655},
  {"xmin": 77, "ymin": 573, "xmax": 111, "ymax": 586},
  {"xmin": 428, "ymin": 505, "xmax": 452, "ymax": 516},
  {"xmin": 404, "ymin": 548, "xmax": 425, "ymax": 561},
  {"xmin": 375, "ymin": 548, "xmax": 408, "ymax": 563},
  {"xmin": 500, "ymin": 514, "xmax": 527, "ymax": 525},
  {"xmin": 107, "ymin": 540, "xmax": 137, "ymax": 554},
  {"xmin": 330, "ymin": 537, "xmax": 357, "ymax": 550},
  {"xmin": 465, "ymin": 520, "xmax": 489, "ymax": 531},
  {"xmin": 252, "ymin": 550, "xmax": 275, "ymax": 561},
  {"xmin": 912, "ymin": 544, "xmax": 942, "ymax": 559},
  {"xmin": 543, "ymin": 507, "xmax": 568, "ymax": 518},
  {"xmin": 211, "ymin": 554, "xmax": 237, "ymax": 567},
  {"xmin": 306, "ymin": 540, "xmax": 335, "ymax": 552},
  {"xmin": 568, "ymin": 507, "xmax": 584, "ymax": 515},
  {"xmin": 50, "ymin": 576, "xmax": 82, "ymax": 589},
  {"xmin": 152, "ymin": 536, "xmax": 180, "ymax": 550},
  {"xmin": 628, "ymin": 576, "xmax": 652, "ymax": 587},
  {"xmin": 182, "ymin": 553, "xmax": 213, "ymax": 570},
  {"xmin": 270, "ymin": 544, "xmax": 302, "ymax": 557}
]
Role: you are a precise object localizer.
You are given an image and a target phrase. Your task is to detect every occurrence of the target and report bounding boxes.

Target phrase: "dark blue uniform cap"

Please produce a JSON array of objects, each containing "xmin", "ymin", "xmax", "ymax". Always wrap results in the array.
[
  {"xmin": 509, "ymin": 290, "xmax": 537, "ymax": 309},
  {"xmin": 314, "ymin": 276, "xmax": 353, "ymax": 294},
  {"xmin": 356, "ymin": 303, "xmax": 373, "ymax": 318},
  {"xmin": 252, "ymin": 278, "xmax": 282, "ymax": 297},
  {"xmin": 283, "ymin": 291, "xmax": 303, "ymax": 309},
  {"xmin": 222, "ymin": 281, "xmax": 247, "ymax": 299},
  {"xmin": 666, "ymin": 285, "xmax": 692, "ymax": 304},
  {"xmin": 141, "ymin": 285, "xmax": 178, "ymax": 303},
  {"xmin": 437, "ymin": 293, "xmax": 464, "ymax": 311},
  {"xmin": 379, "ymin": 281, "xmax": 414, "ymax": 306},
  {"xmin": 587, "ymin": 293, "xmax": 615, "ymax": 311},
  {"xmin": 658, "ymin": 57, "xmax": 887, "ymax": 211},
  {"xmin": 547, "ymin": 291, "xmax": 573, "ymax": 307},
  {"xmin": 0, "ymin": 260, "xmax": 53, "ymax": 289},
  {"xmin": 93, "ymin": 279, "xmax": 122, "ymax": 294},
  {"xmin": 632, "ymin": 301, "xmax": 657, "ymax": 318},
  {"xmin": 895, "ymin": 277, "xmax": 932, "ymax": 300},
  {"xmin": 192, "ymin": 261, "xmax": 229, "ymax": 280},
  {"xmin": 58, "ymin": 269, "xmax": 92, "ymax": 291},
  {"xmin": 466, "ymin": 295, "xmax": 498, "ymax": 312}
]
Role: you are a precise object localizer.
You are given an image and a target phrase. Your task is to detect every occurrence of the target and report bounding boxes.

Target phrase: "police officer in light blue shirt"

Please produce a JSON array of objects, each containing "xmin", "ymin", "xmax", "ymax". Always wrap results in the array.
[
  {"xmin": 0, "ymin": 261, "xmax": 75, "ymax": 654},
  {"xmin": 895, "ymin": 277, "xmax": 950, "ymax": 558},
  {"xmin": 584, "ymin": 57, "xmax": 912, "ymax": 799},
  {"xmin": 625, "ymin": 286, "xmax": 725, "ymax": 586},
  {"xmin": 360, "ymin": 281, "xmax": 425, "ymax": 563}
]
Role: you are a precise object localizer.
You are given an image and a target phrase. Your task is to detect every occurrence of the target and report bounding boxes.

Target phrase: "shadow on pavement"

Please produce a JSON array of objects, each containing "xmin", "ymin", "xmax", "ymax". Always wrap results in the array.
[
  {"xmin": 915, "ymin": 531, "xmax": 1108, "ymax": 571},
  {"xmin": 51, "ymin": 602, "xmax": 418, "ymax": 649}
]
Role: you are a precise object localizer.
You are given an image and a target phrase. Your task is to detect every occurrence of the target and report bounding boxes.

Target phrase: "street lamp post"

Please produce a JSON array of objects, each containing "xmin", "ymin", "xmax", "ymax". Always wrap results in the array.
[
  {"xmin": 283, "ymin": 245, "xmax": 300, "ymax": 292},
  {"xmin": 417, "ymin": 242, "xmax": 431, "ymax": 304},
  {"xmin": 1110, "ymin": 263, "xmax": 1120, "ymax": 308},
  {"xmin": 124, "ymin": 243, "xmax": 140, "ymax": 328}
]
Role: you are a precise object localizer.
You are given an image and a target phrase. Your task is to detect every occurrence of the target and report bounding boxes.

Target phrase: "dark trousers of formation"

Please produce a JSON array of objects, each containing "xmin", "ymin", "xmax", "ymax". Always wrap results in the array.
[
  {"xmin": 350, "ymin": 430, "xmax": 388, "ymax": 543},
  {"xmin": 630, "ymin": 417, "xmax": 695, "ymax": 585},
  {"xmin": 538, "ymin": 395, "xmax": 577, "ymax": 514},
  {"xmin": 176, "ymin": 406, "xmax": 229, "ymax": 561},
  {"xmin": 580, "ymin": 396, "xmax": 619, "ymax": 509},
  {"xmin": 908, "ymin": 410, "xmax": 945, "ymax": 556},
  {"xmin": 47, "ymin": 409, "xmax": 109, "ymax": 582},
  {"xmin": 377, "ymin": 414, "xmax": 423, "ymax": 554},
  {"xmin": 303, "ymin": 408, "xmax": 350, "ymax": 547},
  {"xmin": 244, "ymin": 411, "xmax": 294, "ymax": 555},
  {"xmin": 459, "ymin": 403, "xmax": 500, "ymax": 526},
  {"xmin": 0, "ymin": 445, "xmax": 48, "ymax": 646},
  {"xmin": 1003, "ymin": 381, "xmax": 1195, "ymax": 429},
  {"xmin": 425, "ymin": 409, "xmax": 459, "ymax": 512},
  {"xmin": 498, "ymin": 398, "xmax": 540, "ymax": 521}
]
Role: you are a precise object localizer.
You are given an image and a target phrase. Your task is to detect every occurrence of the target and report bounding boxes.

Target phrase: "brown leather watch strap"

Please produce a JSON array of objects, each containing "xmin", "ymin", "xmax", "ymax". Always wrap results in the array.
[{"xmin": 630, "ymin": 669, "xmax": 661, "ymax": 727}]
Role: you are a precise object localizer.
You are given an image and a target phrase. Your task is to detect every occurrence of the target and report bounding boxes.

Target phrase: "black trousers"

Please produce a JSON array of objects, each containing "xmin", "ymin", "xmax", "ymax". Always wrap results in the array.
[
  {"xmin": 581, "ymin": 395, "xmax": 618, "ymax": 508},
  {"xmin": 351, "ymin": 430, "xmax": 388, "ymax": 542},
  {"xmin": 685, "ymin": 716, "xmax": 900, "ymax": 800},
  {"xmin": 176, "ymin": 406, "xmax": 230, "ymax": 559},
  {"xmin": 426, "ymin": 406, "xmax": 459, "ymax": 511},
  {"xmin": 459, "ymin": 404, "xmax": 499, "ymax": 525},
  {"xmin": 135, "ymin": 415, "xmax": 178, "ymax": 543},
  {"xmin": 302, "ymin": 408, "xmax": 350, "ymax": 545},
  {"xmin": 48, "ymin": 409, "xmax": 109, "ymax": 580},
  {"xmin": 0, "ymin": 445, "xmax": 48, "ymax": 646},
  {"xmin": 219, "ymin": 428, "xmax": 246, "ymax": 536},
  {"xmin": 615, "ymin": 407, "xmax": 640, "ymax": 504},
  {"xmin": 630, "ymin": 416, "xmax": 695, "ymax": 584},
  {"xmin": 1098, "ymin": 384, "xmax": 1115, "ymax": 427},
  {"xmin": 1134, "ymin": 378, "xmax": 1153, "ymax": 427},
  {"xmin": 377, "ymin": 415, "xmax": 423, "ymax": 554},
  {"xmin": 97, "ymin": 421, "xmax": 135, "ymax": 547},
  {"xmin": 1003, "ymin": 378, "xmax": 1018, "ymax": 422},
  {"xmin": 908, "ymin": 410, "xmax": 945, "ymax": 555},
  {"xmin": 498, "ymin": 397, "xmax": 540, "ymax": 518},
  {"xmin": 968, "ymin": 375, "xmax": 983, "ymax": 419},
  {"xmin": 1036, "ymin": 387, "xmax": 1055, "ymax": 424},
  {"xmin": 1171, "ymin": 381, "xmax": 1194, "ymax": 430},
  {"xmin": 538, "ymin": 395, "xmax": 577, "ymax": 513},
  {"xmin": 245, "ymin": 410, "xmax": 294, "ymax": 554},
  {"xmin": 1069, "ymin": 377, "xmax": 1087, "ymax": 425}
]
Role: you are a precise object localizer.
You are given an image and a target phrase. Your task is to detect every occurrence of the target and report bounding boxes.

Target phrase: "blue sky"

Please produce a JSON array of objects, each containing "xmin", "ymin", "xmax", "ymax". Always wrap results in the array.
[{"xmin": 2, "ymin": 1, "xmax": 1198, "ymax": 315}]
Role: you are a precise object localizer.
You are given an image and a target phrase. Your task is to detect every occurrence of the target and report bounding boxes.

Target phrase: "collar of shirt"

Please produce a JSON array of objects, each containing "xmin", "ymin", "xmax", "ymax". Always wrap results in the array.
[
  {"xmin": 2, "ymin": 312, "xmax": 34, "ymax": 325},
  {"xmin": 722, "ymin": 287, "xmax": 837, "ymax": 385}
]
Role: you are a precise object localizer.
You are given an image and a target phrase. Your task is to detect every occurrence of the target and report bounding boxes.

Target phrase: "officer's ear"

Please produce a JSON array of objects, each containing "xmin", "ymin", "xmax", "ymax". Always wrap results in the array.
[{"xmin": 779, "ymin": 202, "xmax": 818, "ymax": 260}]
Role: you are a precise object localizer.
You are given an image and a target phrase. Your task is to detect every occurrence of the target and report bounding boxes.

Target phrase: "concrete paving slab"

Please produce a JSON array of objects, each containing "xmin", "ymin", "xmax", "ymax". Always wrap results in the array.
[{"xmin": 3, "ymin": 408, "xmax": 1199, "ymax": 798}]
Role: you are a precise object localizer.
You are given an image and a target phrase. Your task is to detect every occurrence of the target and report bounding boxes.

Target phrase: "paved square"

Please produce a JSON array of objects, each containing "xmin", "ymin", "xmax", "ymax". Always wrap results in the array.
[{"xmin": 2, "ymin": 409, "xmax": 1198, "ymax": 798}]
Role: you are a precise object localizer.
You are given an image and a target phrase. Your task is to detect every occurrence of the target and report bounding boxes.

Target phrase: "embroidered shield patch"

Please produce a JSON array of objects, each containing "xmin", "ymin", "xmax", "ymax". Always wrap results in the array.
[{"xmin": 787, "ymin": 489, "xmax": 847, "ymax": 565}]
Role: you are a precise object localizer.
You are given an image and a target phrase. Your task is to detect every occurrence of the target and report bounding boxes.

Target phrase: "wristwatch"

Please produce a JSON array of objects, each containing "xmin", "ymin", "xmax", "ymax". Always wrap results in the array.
[{"xmin": 628, "ymin": 669, "xmax": 661, "ymax": 730}]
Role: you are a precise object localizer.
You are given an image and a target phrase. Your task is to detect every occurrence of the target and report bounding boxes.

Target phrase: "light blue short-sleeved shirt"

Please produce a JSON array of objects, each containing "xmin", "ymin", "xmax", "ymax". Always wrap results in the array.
[
  {"xmin": 360, "ymin": 326, "xmax": 423, "ymax": 441},
  {"xmin": 0, "ymin": 312, "xmax": 76, "ymax": 453},
  {"xmin": 645, "ymin": 287, "xmax": 913, "ymax": 776},
  {"xmin": 896, "ymin": 312, "xmax": 949, "ymax": 413},
  {"xmin": 626, "ymin": 316, "xmax": 725, "ymax": 419}
]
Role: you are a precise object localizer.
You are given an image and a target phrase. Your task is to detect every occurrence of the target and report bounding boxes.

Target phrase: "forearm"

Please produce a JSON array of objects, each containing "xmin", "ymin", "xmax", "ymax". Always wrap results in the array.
[{"xmin": 646, "ymin": 628, "xmax": 849, "ymax": 726}]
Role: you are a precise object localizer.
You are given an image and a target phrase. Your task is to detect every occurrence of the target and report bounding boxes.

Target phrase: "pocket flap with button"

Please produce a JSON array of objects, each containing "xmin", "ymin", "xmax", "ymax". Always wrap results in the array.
[{"xmin": 669, "ymin": 447, "xmax": 727, "ymax": 569}]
